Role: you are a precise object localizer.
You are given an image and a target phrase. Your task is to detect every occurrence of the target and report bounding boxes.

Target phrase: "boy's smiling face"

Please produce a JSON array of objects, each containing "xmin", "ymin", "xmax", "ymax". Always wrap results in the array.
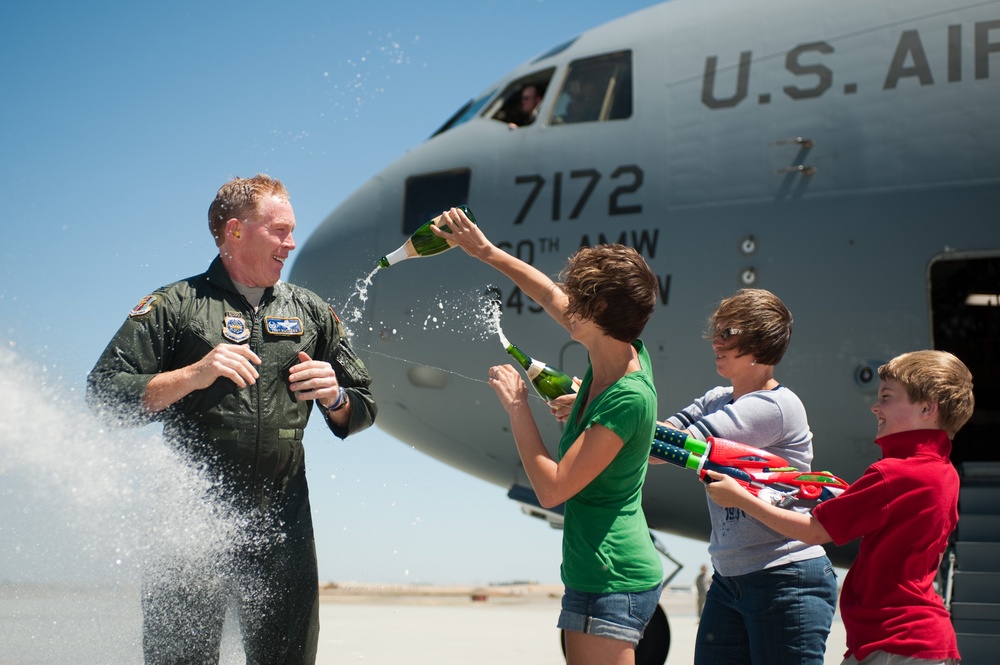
[{"xmin": 871, "ymin": 378, "xmax": 934, "ymax": 438}]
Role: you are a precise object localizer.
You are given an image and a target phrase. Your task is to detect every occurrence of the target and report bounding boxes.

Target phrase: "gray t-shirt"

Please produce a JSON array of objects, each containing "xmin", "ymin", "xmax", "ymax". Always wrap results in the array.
[{"xmin": 667, "ymin": 385, "xmax": 828, "ymax": 576}]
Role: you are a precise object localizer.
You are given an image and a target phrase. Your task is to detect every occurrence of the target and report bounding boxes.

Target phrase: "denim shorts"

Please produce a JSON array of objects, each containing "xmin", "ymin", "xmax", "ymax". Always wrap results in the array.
[{"xmin": 557, "ymin": 583, "xmax": 663, "ymax": 646}]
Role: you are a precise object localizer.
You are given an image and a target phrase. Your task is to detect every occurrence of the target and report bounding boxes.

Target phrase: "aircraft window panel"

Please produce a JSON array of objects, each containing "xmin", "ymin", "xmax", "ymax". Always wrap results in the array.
[
  {"xmin": 608, "ymin": 66, "xmax": 633, "ymax": 120},
  {"xmin": 402, "ymin": 170, "xmax": 471, "ymax": 235},
  {"xmin": 431, "ymin": 89, "xmax": 498, "ymax": 137},
  {"xmin": 487, "ymin": 68, "xmax": 555, "ymax": 128},
  {"xmin": 552, "ymin": 90, "xmax": 570, "ymax": 120},
  {"xmin": 551, "ymin": 51, "xmax": 632, "ymax": 125},
  {"xmin": 530, "ymin": 38, "xmax": 577, "ymax": 64}
]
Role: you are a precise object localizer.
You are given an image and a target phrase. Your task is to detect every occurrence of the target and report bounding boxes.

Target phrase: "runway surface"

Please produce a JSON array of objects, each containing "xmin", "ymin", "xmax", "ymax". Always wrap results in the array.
[
  {"xmin": 0, "ymin": 582, "xmax": 846, "ymax": 663},
  {"xmin": 316, "ymin": 585, "xmax": 847, "ymax": 664}
]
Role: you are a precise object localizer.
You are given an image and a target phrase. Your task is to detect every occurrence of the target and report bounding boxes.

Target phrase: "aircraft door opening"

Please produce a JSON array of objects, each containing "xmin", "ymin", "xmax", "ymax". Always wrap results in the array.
[{"xmin": 929, "ymin": 253, "xmax": 1000, "ymax": 465}]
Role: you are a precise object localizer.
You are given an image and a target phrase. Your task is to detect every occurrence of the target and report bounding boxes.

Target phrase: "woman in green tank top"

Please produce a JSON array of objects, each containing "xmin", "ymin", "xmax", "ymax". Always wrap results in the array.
[{"xmin": 434, "ymin": 208, "xmax": 664, "ymax": 665}]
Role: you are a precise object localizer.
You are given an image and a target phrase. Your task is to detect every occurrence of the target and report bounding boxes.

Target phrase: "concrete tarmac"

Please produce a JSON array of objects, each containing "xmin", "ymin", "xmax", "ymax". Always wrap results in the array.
[{"xmin": 316, "ymin": 586, "xmax": 847, "ymax": 664}]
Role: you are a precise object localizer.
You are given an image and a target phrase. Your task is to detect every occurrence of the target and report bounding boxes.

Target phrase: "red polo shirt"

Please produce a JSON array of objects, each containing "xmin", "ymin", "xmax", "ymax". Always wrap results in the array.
[{"xmin": 813, "ymin": 429, "xmax": 960, "ymax": 661}]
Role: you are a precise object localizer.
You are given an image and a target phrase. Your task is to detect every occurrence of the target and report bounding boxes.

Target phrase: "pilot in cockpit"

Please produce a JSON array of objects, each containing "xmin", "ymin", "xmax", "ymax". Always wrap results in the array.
[{"xmin": 508, "ymin": 83, "xmax": 545, "ymax": 128}]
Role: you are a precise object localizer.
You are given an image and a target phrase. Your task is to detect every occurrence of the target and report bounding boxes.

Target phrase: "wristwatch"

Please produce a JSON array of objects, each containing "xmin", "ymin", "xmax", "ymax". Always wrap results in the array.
[{"xmin": 320, "ymin": 388, "xmax": 349, "ymax": 415}]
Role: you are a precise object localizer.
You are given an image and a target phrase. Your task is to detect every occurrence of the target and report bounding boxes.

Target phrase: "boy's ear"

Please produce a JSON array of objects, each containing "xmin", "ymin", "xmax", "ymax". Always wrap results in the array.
[{"xmin": 919, "ymin": 400, "xmax": 939, "ymax": 423}]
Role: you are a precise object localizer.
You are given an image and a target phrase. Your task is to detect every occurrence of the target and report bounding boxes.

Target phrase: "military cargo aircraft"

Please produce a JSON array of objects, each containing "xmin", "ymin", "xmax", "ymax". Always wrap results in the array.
[{"xmin": 291, "ymin": 1, "xmax": 1000, "ymax": 661}]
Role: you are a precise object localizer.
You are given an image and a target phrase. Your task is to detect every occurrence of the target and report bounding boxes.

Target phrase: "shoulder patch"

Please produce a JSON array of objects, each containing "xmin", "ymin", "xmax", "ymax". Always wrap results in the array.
[
  {"xmin": 129, "ymin": 295, "xmax": 158, "ymax": 317},
  {"xmin": 330, "ymin": 306, "xmax": 347, "ymax": 338}
]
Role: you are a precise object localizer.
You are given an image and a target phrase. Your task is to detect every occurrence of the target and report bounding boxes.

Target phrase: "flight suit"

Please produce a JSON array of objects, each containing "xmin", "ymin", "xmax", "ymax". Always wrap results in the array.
[{"xmin": 87, "ymin": 256, "xmax": 377, "ymax": 665}]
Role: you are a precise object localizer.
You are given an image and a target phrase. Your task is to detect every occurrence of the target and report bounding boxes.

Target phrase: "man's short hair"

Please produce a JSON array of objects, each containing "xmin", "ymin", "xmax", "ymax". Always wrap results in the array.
[{"xmin": 208, "ymin": 174, "xmax": 289, "ymax": 246}]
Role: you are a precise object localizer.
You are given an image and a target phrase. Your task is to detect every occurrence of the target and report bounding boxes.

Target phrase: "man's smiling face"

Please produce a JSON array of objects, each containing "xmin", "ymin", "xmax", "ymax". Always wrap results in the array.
[{"xmin": 231, "ymin": 194, "xmax": 297, "ymax": 288}]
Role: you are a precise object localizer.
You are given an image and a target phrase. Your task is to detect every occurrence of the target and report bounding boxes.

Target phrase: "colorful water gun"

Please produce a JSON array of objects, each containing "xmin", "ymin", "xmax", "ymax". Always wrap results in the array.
[{"xmin": 651, "ymin": 424, "xmax": 848, "ymax": 509}]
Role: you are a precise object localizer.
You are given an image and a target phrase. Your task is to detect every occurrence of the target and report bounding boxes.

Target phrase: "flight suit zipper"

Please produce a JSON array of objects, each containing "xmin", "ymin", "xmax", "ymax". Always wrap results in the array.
[{"xmin": 243, "ymin": 293, "xmax": 266, "ymax": 508}]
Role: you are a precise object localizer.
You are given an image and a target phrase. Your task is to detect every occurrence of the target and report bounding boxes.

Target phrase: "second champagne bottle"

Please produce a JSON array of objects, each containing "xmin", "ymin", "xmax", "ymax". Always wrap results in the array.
[{"xmin": 503, "ymin": 340, "xmax": 578, "ymax": 403}]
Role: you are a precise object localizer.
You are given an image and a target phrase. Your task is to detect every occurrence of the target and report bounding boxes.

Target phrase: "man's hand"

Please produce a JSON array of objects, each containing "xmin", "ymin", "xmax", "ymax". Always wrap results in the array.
[
  {"xmin": 193, "ymin": 343, "xmax": 261, "ymax": 389},
  {"xmin": 143, "ymin": 343, "xmax": 260, "ymax": 412},
  {"xmin": 289, "ymin": 351, "xmax": 341, "ymax": 408}
]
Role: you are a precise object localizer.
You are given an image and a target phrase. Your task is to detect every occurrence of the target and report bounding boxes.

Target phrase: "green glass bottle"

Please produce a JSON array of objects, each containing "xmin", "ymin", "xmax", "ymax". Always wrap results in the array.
[
  {"xmin": 378, "ymin": 205, "xmax": 477, "ymax": 268},
  {"xmin": 504, "ymin": 342, "xmax": 578, "ymax": 403}
]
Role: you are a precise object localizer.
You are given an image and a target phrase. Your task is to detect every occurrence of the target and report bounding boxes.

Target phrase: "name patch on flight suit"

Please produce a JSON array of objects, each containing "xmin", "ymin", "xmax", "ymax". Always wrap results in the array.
[
  {"xmin": 265, "ymin": 316, "xmax": 303, "ymax": 336},
  {"xmin": 223, "ymin": 312, "xmax": 251, "ymax": 343},
  {"xmin": 129, "ymin": 295, "xmax": 157, "ymax": 317}
]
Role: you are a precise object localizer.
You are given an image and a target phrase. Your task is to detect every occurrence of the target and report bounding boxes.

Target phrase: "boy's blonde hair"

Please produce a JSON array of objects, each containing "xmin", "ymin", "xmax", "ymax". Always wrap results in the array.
[{"xmin": 878, "ymin": 350, "xmax": 975, "ymax": 438}]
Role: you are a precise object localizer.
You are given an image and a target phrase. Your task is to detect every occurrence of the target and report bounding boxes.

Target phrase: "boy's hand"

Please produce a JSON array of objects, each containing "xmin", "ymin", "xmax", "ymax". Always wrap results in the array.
[
  {"xmin": 705, "ymin": 470, "xmax": 833, "ymax": 545},
  {"xmin": 703, "ymin": 470, "xmax": 750, "ymax": 507}
]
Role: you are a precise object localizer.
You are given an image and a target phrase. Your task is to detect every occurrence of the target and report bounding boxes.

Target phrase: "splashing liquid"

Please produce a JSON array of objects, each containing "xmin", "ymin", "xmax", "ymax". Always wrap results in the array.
[
  {"xmin": 344, "ymin": 264, "xmax": 381, "ymax": 324},
  {"xmin": 0, "ymin": 347, "xmax": 275, "ymax": 663}
]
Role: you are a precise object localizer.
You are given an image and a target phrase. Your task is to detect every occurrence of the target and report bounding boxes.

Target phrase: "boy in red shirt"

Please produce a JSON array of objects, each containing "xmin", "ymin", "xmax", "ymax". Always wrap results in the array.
[{"xmin": 705, "ymin": 350, "xmax": 974, "ymax": 665}]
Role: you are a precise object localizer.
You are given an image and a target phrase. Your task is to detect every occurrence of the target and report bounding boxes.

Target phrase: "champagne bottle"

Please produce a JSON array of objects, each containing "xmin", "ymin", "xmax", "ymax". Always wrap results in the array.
[
  {"xmin": 501, "ymin": 336, "xmax": 578, "ymax": 402},
  {"xmin": 378, "ymin": 205, "xmax": 477, "ymax": 268}
]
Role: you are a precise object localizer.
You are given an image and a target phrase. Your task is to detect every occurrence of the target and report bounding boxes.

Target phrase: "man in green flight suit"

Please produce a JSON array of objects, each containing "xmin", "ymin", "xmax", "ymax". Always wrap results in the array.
[{"xmin": 87, "ymin": 174, "xmax": 377, "ymax": 664}]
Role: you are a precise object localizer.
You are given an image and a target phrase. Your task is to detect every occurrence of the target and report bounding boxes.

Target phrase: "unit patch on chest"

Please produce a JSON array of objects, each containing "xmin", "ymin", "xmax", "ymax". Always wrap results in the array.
[
  {"xmin": 265, "ymin": 316, "xmax": 303, "ymax": 336},
  {"xmin": 223, "ymin": 312, "xmax": 251, "ymax": 343}
]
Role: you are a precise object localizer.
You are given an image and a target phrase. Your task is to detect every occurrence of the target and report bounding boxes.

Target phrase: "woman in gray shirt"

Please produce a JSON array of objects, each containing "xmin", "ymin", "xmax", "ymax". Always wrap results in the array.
[{"xmin": 660, "ymin": 288, "xmax": 836, "ymax": 665}]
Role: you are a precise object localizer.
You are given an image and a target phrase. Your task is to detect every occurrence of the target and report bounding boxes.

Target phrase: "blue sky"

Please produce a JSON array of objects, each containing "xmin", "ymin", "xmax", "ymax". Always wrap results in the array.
[{"xmin": 0, "ymin": 0, "xmax": 712, "ymax": 586}]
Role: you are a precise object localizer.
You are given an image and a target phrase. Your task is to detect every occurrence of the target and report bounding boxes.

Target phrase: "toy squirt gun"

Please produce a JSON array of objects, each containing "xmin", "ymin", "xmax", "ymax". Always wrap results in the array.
[{"xmin": 651, "ymin": 424, "xmax": 849, "ymax": 510}]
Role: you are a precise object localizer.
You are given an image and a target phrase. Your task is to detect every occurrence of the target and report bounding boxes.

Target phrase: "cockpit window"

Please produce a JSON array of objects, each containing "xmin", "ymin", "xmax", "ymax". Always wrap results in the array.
[
  {"xmin": 485, "ymin": 68, "xmax": 555, "ymax": 128},
  {"xmin": 551, "ymin": 51, "xmax": 632, "ymax": 125},
  {"xmin": 428, "ymin": 50, "xmax": 632, "ymax": 135},
  {"xmin": 430, "ymin": 88, "xmax": 497, "ymax": 137}
]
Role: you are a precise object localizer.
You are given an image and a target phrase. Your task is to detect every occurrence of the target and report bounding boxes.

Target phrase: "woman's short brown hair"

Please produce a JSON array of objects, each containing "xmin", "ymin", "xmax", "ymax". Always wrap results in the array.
[
  {"xmin": 705, "ymin": 288, "xmax": 792, "ymax": 366},
  {"xmin": 561, "ymin": 244, "xmax": 658, "ymax": 343}
]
